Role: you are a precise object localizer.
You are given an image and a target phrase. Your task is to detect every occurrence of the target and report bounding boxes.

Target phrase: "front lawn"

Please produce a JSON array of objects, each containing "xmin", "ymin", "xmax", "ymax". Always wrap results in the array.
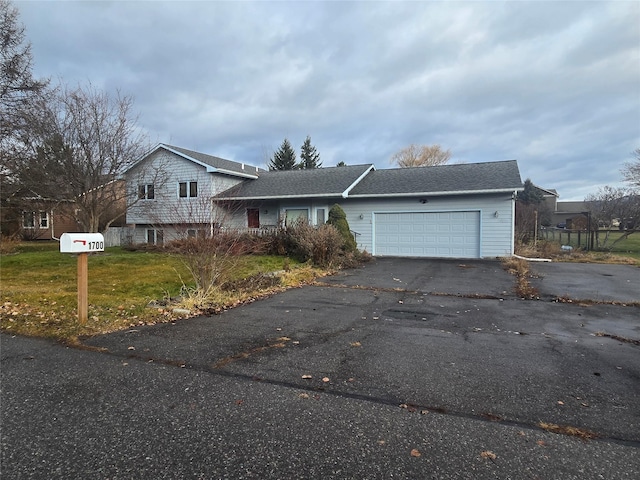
[{"xmin": 1, "ymin": 242, "xmax": 307, "ymax": 341}]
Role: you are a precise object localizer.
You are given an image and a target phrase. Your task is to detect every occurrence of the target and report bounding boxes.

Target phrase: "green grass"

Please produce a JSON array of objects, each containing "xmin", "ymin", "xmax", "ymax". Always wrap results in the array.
[
  {"xmin": 0, "ymin": 242, "xmax": 299, "ymax": 341},
  {"xmin": 605, "ymin": 232, "xmax": 640, "ymax": 261},
  {"xmin": 538, "ymin": 230, "xmax": 640, "ymax": 263}
]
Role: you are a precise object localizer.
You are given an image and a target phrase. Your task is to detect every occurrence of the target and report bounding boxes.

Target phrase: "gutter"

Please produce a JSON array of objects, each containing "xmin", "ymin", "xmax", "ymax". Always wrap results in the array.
[{"xmin": 347, "ymin": 187, "xmax": 524, "ymax": 198}]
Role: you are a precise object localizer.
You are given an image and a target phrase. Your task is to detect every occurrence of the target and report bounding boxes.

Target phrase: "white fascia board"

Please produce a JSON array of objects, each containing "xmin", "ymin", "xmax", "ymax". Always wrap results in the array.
[
  {"xmin": 123, "ymin": 143, "xmax": 165, "ymax": 174},
  {"xmin": 341, "ymin": 165, "xmax": 376, "ymax": 198},
  {"xmin": 348, "ymin": 187, "xmax": 524, "ymax": 198}
]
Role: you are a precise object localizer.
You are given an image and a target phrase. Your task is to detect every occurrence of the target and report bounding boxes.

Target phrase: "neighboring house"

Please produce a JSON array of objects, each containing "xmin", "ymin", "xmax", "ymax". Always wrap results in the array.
[
  {"xmin": 0, "ymin": 187, "xmax": 80, "ymax": 240},
  {"xmin": 552, "ymin": 201, "xmax": 591, "ymax": 229},
  {"xmin": 124, "ymin": 143, "xmax": 524, "ymax": 259}
]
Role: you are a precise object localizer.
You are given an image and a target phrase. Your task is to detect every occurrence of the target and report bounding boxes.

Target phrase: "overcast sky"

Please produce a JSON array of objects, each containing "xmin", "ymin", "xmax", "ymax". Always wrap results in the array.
[{"xmin": 16, "ymin": 0, "xmax": 640, "ymax": 200}]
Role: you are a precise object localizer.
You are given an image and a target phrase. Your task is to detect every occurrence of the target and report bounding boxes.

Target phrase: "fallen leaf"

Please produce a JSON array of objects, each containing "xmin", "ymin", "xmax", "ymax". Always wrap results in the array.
[
  {"xmin": 235, "ymin": 399, "xmax": 244, "ymax": 406},
  {"xmin": 536, "ymin": 440, "xmax": 546, "ymax": 446},
  {"xmin": 410, "ymin": 449, "xmax": 421, "ymax": 457},
  {"xmin": 557, "ymin": 401, "xmax": 564, "ymax": 405},
  {"xmin": 350, "ymin": 341, "xmax": 362, "ymax": 347},
  {"xmin": 127, "ymin": 346, "xmax": 135, "ymax": 350},
  {"xmin": 301, "ymin": 374, "xmax": 312, "ymax": 379},
  {"xmin": 377, "ymin": 440, "xmax": 386, "ymax": 445},
  {"xmin": 480, "ymin": 450, "xmax": 497, "ymax": 461},
  {"xmin": 420, "ymin": 409, "xmax": 429, "ymax": 415},
  {"xmin": 298, "ymin": 393, "xmax": 310, "ymax": 399},
  {"xmin": 322, "ymin": 377, "xmax": 330, "ymax": 383}
]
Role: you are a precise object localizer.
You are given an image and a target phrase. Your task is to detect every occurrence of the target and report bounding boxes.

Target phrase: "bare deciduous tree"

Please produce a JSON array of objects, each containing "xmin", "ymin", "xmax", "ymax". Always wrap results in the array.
[
  {"xmin": 622, "ymin": 148, "xmax": 640, "ymax": 188},
  {"xmin": 586, "ymin": 186, "xmax": 639, "ymax": 249},
  {"xmin": 11, "ymin": 82, "xmax": 153, "ymax": 232},
  {"xmin": 391, "ymin": 144, "xmax": 451, "ymax": 168}
]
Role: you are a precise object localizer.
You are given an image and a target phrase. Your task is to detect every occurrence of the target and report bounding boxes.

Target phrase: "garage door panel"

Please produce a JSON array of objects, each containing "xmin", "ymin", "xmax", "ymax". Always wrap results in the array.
[{"xmin": 375, "ymin": 211, "xmax": 480, "ymax": 258}]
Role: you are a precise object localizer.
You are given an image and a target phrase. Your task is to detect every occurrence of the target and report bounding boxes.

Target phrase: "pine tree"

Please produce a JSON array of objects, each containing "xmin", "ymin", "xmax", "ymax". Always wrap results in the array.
[
  {"xmin": 268, "ymin": 138, "xmax": 297, "ymax": 171},
  {"xmin": 517, "ymin": 179, "xmax": 544, "ymax": 205},
  {"xmin": 299, "ymin": 135, "xmax": 322, "ymax": 169}
]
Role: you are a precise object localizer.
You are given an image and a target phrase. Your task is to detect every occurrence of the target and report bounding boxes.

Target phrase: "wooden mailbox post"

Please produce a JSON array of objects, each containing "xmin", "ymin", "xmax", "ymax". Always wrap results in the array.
[{"xmin": 60, "ymin": 233, "xmax": 105, "ymax": 324}]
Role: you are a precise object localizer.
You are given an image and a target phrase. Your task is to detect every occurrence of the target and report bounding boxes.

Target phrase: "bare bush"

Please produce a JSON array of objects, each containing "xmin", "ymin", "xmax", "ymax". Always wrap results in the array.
[
  {"xmin": 266, "ymin": 219, "xmax": 345, "ymax": 267},
  {"xmin": 0, "ymin": 233, "xmax": 20, "ymax": 255},
  {"xmin": 166, "ymin": 231, "xmax": 248, "ymax": 296}
]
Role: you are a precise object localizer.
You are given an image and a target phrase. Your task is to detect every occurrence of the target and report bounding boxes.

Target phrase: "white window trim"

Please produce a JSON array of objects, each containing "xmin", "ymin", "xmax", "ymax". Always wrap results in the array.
[{"xmin": 22, "ymin": 211, "xmax": 49, "ymax": 229}]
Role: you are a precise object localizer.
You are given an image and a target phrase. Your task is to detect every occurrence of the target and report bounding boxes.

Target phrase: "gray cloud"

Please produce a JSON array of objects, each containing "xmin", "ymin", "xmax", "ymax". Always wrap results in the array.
[{"xmin": 16, "ymin": 0, "xmax": 640, "ymax": 200}]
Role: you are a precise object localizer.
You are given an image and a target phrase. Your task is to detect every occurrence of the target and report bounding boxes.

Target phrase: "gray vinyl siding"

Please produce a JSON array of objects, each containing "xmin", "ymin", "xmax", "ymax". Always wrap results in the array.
[{"xmin": 126, "ymin": 149, "xmax": 243, "ymax": 225}]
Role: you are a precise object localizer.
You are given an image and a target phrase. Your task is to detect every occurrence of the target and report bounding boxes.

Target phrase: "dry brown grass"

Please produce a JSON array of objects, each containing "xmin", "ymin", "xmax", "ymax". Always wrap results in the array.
[
  {"xmin": 501, "ymin": 256, "xmax": 539, "ymax": 299},
  {"xmin": 516, "ymin": 240, "xmax": 638, "ymax": 265},
  {"xmin": 538, "ymin": 422, "xmax": 598, "ymax": 440}
]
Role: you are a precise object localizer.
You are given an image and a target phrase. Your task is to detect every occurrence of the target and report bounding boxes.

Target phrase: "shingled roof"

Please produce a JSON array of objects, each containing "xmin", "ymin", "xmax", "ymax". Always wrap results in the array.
[
  {"xmin": 348, "ymin": 160, "xmax": 523, "ymax": 197},
  {"xmin": 216, "ymin": 164, "xmax": 375, "ymax": 200}
]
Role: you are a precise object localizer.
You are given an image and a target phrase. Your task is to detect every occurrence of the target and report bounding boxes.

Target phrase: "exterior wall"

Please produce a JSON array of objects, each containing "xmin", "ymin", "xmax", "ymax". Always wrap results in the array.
[
  {"xmin": 223, "ymin": 194, "xmax": 515, "ymax": 258},
  {"xmin": 222, "ymin": 199, "xmax": 331, "ymax": 229},
  {"xmin": 1, "ymin": 201, "xmax": 80, "ymax": 240},
  {"xmin": 126, "ymin": 149, "xmax": 244, "ymax": 228},
  {"xmin": 340, "ymin": 194, "xmax": 516, "ymax": 258}
]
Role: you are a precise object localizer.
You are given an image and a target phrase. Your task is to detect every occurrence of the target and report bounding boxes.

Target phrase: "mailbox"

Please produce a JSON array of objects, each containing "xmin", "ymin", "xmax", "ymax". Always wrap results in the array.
[{"xmin": 60, "ymin": 233, "xmax": 105, "ymax": 253}]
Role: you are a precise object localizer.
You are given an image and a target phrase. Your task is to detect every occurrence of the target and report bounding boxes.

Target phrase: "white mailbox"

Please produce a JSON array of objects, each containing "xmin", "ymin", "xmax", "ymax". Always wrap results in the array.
[{"xmin": 60, "ymin": 233, "xmax": 105, "ymax": 253}]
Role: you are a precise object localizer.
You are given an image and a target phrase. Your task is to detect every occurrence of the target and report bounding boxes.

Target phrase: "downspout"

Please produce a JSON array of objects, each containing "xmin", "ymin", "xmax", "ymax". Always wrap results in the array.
[
  {"xmin": 511, "ymin": 191, "xmax": 516, "ymax": 255},
  {"xmin": 50, "ymin": 208, "xmax": 60, "ymax": 241}
]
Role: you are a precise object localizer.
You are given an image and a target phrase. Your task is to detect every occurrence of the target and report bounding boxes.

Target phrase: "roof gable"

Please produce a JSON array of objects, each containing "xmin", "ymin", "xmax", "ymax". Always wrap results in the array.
[{"xmin": 216, "ymin": 164, "xmax": 375, "ymax": 200}]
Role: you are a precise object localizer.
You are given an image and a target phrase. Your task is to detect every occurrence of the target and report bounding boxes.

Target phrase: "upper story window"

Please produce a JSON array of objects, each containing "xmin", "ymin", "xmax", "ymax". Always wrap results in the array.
[
  {"xmin": 23, "ymin": 211, "xmax": 48, "ymax": 229},
  {"xmin": 179, "ymin": 181, "xmax": 198, "ymax": 198},
  {"xmin": 138, "ymin": 184, "xmax": 155, "ymax": 200}
]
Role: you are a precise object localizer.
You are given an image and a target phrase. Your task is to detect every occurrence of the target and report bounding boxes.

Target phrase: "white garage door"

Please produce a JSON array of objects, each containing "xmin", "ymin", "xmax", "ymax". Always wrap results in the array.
[{"xmin": 374, "ymin": 211, "xmax": 480, "ymax": 258}]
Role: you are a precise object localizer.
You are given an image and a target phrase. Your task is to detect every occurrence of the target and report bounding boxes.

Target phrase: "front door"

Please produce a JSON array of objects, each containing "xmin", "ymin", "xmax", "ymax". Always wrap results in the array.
[{"xmin": 247, "ymin": 208, "xmax": 260, "ymax": 228}]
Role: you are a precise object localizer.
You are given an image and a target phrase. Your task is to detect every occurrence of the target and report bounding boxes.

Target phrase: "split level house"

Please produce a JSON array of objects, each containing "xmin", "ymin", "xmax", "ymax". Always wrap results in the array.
[{"xmin": 124, "ymin": 144, "xmax": 524, "ymax": 259}]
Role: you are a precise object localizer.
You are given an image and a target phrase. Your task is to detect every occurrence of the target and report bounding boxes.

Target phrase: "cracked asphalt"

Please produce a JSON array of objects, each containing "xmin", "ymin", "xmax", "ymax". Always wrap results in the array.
[{"xmin": 2, "ymin": 258, "xmax": 639, "ymax": 479}]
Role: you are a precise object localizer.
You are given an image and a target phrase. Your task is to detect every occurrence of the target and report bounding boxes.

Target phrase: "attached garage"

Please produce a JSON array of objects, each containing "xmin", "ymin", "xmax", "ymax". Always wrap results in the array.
[{"xmin": 374, "ymin": 211, "xmax": 481, "ymax": 258}]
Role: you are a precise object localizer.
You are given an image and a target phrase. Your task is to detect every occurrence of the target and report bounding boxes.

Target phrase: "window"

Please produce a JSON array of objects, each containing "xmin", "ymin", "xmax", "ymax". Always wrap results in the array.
[
  {"xmin": 22, "ymin": 212, "xmax": 35, "ymax": 228},
  {"xmin": 138, "ymin": 184, "xmax": 155, "ymax": 200},
  {"xmin": 179, "ymin": 181, "xmax": 197, "ymax": 198},
  {"xmin": 146, "ymin": 229, "xmax": 164, "ymax": 245},
  {"xmin": 39, "ymin": 211, "xmax": 49, "ymax": 228},
  {"xmin": 316, "ymin": 208, "xmax": 325, "ymax": 225},
  {"xmin": 22, "ymin": 211, "xmax": 49, "ymax": 229},
  {"xmin": 285, "ymin": 209, "xmax": 309, "ymax": 226}
]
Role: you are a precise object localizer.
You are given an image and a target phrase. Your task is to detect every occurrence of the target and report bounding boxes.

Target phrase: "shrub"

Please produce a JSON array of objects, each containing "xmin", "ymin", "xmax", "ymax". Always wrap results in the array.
[
  {"xmin": 0, "ymin": 234, "xmax": 21, "ymax": 255},
  {"xmin": 327, "ymin": 204, "xmax": 357, "ymax": 252},
  {"xmin": 264, "ymin": 219, "xmax": 345, "ymax": 267}
]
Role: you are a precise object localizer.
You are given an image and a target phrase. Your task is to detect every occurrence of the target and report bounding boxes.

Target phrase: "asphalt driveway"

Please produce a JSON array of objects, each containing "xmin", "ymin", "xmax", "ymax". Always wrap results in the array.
[{"xmin": 2, "ymin": 258, "xmax": 639, "ymax": 479}]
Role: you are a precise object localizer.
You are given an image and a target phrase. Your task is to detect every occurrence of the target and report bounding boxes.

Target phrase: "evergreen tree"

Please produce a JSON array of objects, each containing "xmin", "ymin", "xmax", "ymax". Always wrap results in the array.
[
  {"xmin": 299, "ymin": 135, "xmax": 322, "ymax": 169},
  {"xmin": 268, "ymin": 138, "xmax": 297, "ymax": 171},
  {"xmin": 327, "ymin": 204, "xmax": 357, "ymax": 252},
  {"xmin": 336, "ymin": 161, "xmax": 347, "ymax": 167},
  {"xmin": 517, "ymin": 179, "xmax": 544, "ymax": 205}
]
